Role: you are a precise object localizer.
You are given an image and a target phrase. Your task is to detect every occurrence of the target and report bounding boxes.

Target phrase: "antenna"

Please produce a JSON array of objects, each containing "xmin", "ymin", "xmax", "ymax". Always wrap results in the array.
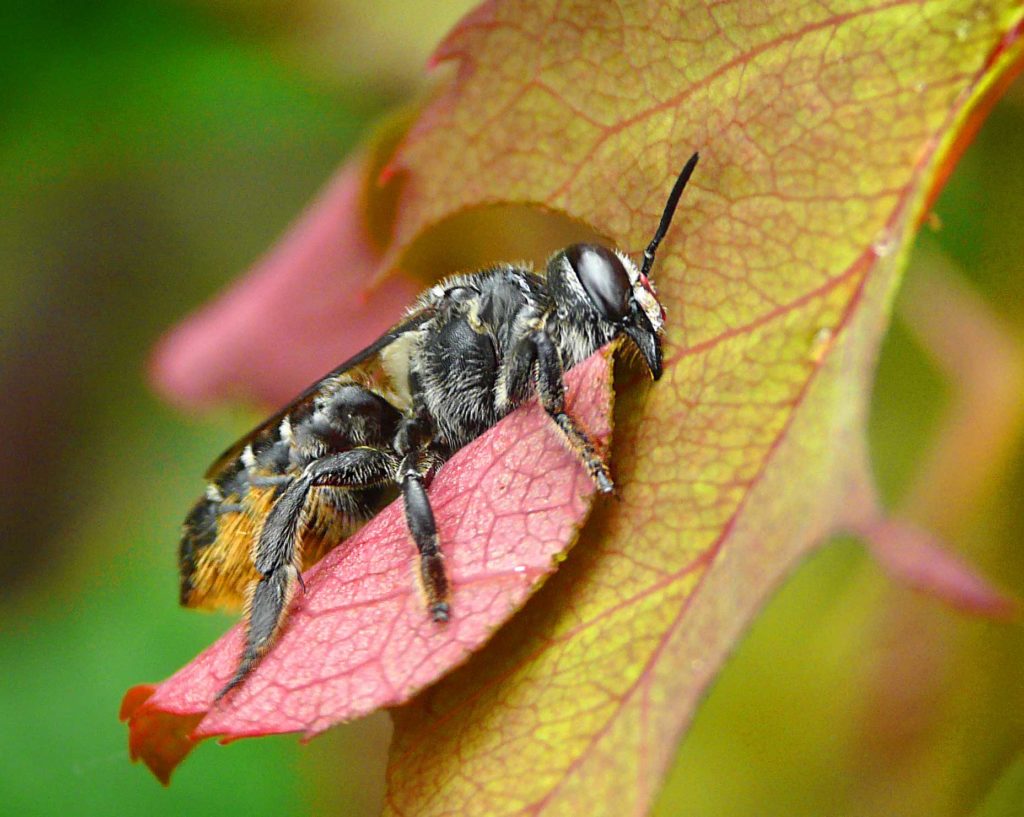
[{"xmin": 641, "ymin": 151, "xmax": 699, "ymax": 279}]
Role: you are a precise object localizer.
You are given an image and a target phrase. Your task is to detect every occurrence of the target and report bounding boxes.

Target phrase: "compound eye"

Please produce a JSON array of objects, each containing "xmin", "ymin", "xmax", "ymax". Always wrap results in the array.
[{"xmin": 565, "ymin": 244, "xmax": 631, "ymax": 322}]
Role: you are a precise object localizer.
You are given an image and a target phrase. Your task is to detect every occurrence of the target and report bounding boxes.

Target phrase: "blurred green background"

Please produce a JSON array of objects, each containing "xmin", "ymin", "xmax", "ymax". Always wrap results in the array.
[{"xmin": 1, "ymin": 2, "xmax": 1021, "ymax": 816}]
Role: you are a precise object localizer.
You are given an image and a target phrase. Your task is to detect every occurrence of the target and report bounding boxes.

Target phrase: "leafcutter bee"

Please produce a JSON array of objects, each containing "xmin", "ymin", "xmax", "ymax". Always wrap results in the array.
[{"xmin": 179, "ymin": 153, "xmax": 700, "ymax": 698}]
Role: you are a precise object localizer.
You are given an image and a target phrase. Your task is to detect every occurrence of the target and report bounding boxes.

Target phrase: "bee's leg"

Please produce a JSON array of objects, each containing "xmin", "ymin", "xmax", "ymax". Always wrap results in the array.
[
  {"xmin": 216, "ymin": 447, "xmax": 394, "ymax": 700},
  {"xmin": 248, "ymin": 474, "xmax": 290, "ymax": 489},
  {"xmin": 531, "ymin": 331, "xmax": 614, "ymax": 493},
  {"xmin": 393, "ymin": 387, "xmax": 450, "ymax": 622},
  {"xmin": 399, "ymin": 452, "xmax": 450, "ymax": 622}
]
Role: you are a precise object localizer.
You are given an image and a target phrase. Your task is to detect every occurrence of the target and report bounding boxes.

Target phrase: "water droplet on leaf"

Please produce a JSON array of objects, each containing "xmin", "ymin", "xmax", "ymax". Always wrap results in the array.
[
  {"xmin": 872, "ymin": 231, "xmax": 898, "ymax": 257},
  {"xmin": 809, "ymin": 327, "xmax": 834, "ymax": 363}
]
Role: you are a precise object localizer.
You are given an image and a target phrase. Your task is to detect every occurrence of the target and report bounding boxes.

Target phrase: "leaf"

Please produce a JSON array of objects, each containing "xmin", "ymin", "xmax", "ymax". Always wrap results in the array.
[
  {"xmin": 123, "ymin": 349, "xmax": 614, "ymax": 781},
  {"xmin": 119, "ymin": 685, "xmax": 203, "ymax": 786},
  {"xmin": 371, "ymin": 2, "xmax": 1024, "ymax": 816}
]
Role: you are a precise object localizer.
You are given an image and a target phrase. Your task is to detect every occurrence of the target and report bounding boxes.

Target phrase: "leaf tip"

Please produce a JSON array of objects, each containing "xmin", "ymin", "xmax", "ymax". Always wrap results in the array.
[{"xmin": 120, "ymin": 684, "xmax": 206, "ymax": 785}]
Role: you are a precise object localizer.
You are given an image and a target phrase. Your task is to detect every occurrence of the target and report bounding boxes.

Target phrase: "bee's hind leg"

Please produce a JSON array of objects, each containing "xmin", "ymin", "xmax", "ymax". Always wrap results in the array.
[{"xmin": 216, "ymin": 447, "xmax": 395, "ymax": 700}]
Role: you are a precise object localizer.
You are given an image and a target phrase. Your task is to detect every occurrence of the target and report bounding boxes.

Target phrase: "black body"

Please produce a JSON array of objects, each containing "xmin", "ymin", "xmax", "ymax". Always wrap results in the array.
[{"xmin": 179, "ymin": 153, "xmax": 700, "ymax": 698}]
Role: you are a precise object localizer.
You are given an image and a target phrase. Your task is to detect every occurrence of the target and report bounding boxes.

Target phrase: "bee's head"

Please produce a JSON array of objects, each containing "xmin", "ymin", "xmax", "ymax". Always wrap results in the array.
[
  {"xmin": 547, "ymin": 243, "xmax": 665, "ymax": 379},
  {"xmin": 545, "ymin": 151, "xmax": 699, "ymax": 383}
]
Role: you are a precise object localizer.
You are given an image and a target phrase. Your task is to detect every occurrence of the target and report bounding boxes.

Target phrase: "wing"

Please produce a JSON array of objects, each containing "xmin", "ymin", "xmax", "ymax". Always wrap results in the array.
[{"xmin": 203, "ymin": 308, "xmax": 434, "ymax": 479}]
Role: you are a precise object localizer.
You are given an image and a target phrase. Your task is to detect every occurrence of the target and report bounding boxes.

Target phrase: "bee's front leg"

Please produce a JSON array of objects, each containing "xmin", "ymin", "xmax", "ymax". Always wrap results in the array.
[
  {"xmin": 216, "ymin": 447, "xmax": 394, "ymax": 700},
  {"xmin": 530, "ymin": 330, "xmax": 614, "ymax": 493}
]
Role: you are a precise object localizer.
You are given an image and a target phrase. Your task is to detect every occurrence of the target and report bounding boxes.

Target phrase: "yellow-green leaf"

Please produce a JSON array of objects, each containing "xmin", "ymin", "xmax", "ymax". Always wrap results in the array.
[{"xmin": 380, "ymin": 1, "xmax": 1024, "ymax": 815}]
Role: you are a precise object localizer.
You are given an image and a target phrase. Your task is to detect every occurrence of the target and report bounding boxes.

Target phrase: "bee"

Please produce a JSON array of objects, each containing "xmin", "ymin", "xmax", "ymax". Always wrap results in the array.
[{"xmin": 179, "ymin": 152, "xmax": 700, "ymax": 698}]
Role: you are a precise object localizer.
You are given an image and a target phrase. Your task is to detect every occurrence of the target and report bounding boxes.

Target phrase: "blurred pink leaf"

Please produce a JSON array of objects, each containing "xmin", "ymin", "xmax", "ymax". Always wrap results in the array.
[
  {"xmin": 149, "ymin": 156, "xmax": 421, "ymax": 409},
  {"xmin": 857, "ymin": 516, "xmax": 1017, "ymax": 619}
]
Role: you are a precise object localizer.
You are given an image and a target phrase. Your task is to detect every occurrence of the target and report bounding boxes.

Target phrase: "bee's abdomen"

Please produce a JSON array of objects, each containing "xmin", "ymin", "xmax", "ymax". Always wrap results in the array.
[
  {"xmin": 178, "ymin": 495, "xmax": 220, "ymax": 604},
  {"xmin": 178, "ymin": 456, "xmax": 264, "ymax": 610},
  {"xmin": 179, "ymin": 381, "xmax": 405, "ymax": 611}
]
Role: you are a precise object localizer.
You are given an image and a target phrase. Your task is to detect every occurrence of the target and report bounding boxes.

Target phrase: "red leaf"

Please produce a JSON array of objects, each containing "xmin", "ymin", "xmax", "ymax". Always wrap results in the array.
[{"xmin": 123, "ymin": 351, "xmax": 614, "ymax": 781}]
